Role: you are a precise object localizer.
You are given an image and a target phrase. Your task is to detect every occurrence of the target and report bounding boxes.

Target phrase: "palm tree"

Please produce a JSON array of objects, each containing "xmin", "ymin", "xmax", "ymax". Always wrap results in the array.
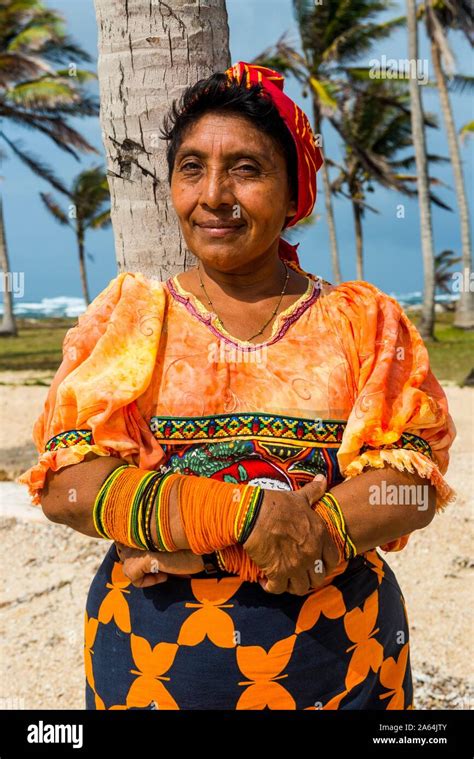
[
  {"xmin": 406, "ymin": 0, "xmax": 437, "ymax": 339},
  {"xmin": 435, "ymin": 249, "xmax": 462, "ymax": 310},
  {"xmin": 93, "ymin": 0, "xmax": 231, "ymax": 280},
  {"xmin": 0, "ymin": 0, "xmax": 98, "ymax": 335},
  {"xmin": 254, "ymin": 2, "xmax": 405, "ymax": 284},
  {"xmin": 422, "ymin": 0, "xmax": 474, "ymax": 328},
  {"xmin": 40, "ymin": 166, "xmax": 111, "ymax": 306},
  {"xmin": 330, "ymin": 78, "xmax": 450, "ymax": 279},
  {"xmin": 0, "ymin": 196, "xmax": 15, "ymax": 335}
]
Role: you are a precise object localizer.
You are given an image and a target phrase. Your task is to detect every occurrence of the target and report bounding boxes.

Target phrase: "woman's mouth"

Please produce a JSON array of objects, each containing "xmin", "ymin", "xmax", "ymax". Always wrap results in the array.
[{"xmin": 195, "ymin": 223, "xmax": 246, "ymax": 238}]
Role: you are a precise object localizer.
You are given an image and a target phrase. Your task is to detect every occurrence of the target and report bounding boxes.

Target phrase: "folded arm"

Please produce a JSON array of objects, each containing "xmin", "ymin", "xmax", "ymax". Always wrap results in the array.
[{"xmin": 40, "ymin": 452, "xmax": 436, "ymax": 593}]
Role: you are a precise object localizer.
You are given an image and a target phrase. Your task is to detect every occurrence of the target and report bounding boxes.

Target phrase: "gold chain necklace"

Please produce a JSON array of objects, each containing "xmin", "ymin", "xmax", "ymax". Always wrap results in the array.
[{"xmin": 197, "ymin": 260, "xmax": 290, "ymax": 342}]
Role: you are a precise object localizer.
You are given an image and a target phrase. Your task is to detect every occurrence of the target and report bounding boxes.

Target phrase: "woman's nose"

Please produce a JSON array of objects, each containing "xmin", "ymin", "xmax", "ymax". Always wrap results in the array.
[{"xmin": 199, "ymin": 169, "xmax": 234, "ymax": 209}]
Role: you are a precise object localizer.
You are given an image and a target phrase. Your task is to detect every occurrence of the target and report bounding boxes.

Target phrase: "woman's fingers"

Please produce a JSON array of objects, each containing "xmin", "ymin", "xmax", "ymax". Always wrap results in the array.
[
  {"xmin": 153, "ymin": 551, "xmax": 204, "ymax": 574},
  {"xmin": 115, "ymin": 542, "xmax": 147, "ymax": 565},
  {"xmin": 121, "ymin": 557, "xmax": 146, "ymax": 582},
  {"xmin": 130, "ymin": 572, "xmax": 169, "ymax": 588},
  {"xmin": 118, "ymin": 541, "xmax": 205, "ymax": 589},
  {"xmin": 287, "ymin": 570, "xmax": 316, "ymax": 596},
  {"xmin": 122, "ymin": 556, "xmax": 158, "ymax": 583},
  {"xmin": 115, "ymin": 544, "xmax": 204, "ymax": 575},
  {"xmin": 262, "ymin": 562, "xmax": 329, "ymax": 596},
  {"xmin": 260, "ymin": 573, "xmax": 289, "ymax": 594},
  {"xmin": 299, "ymin": 475, "xmax": 327, "ymax": 509}
]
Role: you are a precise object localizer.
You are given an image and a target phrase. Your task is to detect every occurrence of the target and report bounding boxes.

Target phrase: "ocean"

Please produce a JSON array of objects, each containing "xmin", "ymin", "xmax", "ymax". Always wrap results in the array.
[{"xmin": 0, "ymin": 291, "xmax": 459, "ymax": 319}]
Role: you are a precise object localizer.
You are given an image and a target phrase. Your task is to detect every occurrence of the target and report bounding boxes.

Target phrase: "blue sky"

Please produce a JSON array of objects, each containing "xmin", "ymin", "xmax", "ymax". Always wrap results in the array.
[{"xmin": 1, "ymin": 0, "xmax": 473, "ymax": 305}]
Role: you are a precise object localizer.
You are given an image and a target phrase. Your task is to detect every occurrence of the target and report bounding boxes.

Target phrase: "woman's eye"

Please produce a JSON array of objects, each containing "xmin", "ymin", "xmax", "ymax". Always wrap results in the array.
[
  {"xmin": 178, "ymin": 161, "xmax": 259, "ymax": 174},
  {"xmin": 181, "ymin": 161, "xmax": 201, "ymax": 171},
  {"xmin": 235, "ymin": 164, "xmax": 258, "ymax": 173}
]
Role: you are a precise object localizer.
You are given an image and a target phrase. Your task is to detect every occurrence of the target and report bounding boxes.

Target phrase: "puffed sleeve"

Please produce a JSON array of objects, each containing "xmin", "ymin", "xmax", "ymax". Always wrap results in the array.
[
  {"xmin": 330, "ymin": 281, "xmax": 457, "ymax": 552},
  {"xmin": 16, "ymin": 271, "xmax": 167, "ymax": 506}
]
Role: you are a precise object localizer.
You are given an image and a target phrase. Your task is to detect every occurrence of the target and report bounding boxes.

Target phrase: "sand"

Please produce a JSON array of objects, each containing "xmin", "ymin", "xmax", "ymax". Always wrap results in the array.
[{"xmin": 0, "ymin": 373, "xmax": 472, "ymax": 710}]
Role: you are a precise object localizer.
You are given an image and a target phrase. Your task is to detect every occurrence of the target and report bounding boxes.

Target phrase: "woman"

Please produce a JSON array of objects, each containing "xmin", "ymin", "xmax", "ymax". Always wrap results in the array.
[{"xmin": 18, "ymin": 62, "xmax": 456, "ymax": 711}]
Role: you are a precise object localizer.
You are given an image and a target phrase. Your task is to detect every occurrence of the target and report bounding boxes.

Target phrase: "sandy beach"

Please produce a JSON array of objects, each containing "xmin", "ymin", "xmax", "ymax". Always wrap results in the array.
[{"xmin": 0, "ymin": 371, "xmax": 472, "ymax": 710}]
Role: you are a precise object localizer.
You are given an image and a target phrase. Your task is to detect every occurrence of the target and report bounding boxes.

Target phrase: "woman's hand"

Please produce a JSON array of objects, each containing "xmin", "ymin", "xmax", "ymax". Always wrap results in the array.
[
  {"xmin": 242, "ymin": 476, "xmax": 340, "ymax": 596},
  {"xmin": 115, "ymin": 543, "xmax": 205, "ymax": 588}
]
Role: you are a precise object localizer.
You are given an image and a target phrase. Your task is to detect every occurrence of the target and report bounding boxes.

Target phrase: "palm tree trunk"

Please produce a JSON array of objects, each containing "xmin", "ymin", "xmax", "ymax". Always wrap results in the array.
[
  {"xmin": 0, "ymin": 196, "xmax": 17, "ymax": 337},
  {"xmin": 77, "ymin": 224, "xmax": 90, "ymax": 306},
  {"xmin": 430, "ymin": 41, "xmax": 474, "ymax": 329},
  {"xmin": 313, "ymin": 103, "xmax": 342, "ymax": 284},
  {"xmin": 353, "ymin": 201, "xmax": 364, "ymax": 281},
  {"xmin": 407, "ymin": 0, "xmax": 436, "ymax": 340},
  {"xmin": 93, "ymin": 0, "xmax": 230, "ymax": 280}
]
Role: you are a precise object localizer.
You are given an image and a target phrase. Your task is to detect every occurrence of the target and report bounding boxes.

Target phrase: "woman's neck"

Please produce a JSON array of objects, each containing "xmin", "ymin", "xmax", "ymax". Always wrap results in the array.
[
  {"xmin": 197, "ymin": 255, "xmax": 289, "ymax": 301},
  {"xmin": 173, "ymin": 249, "xmax": 313, "ymax": 345}
]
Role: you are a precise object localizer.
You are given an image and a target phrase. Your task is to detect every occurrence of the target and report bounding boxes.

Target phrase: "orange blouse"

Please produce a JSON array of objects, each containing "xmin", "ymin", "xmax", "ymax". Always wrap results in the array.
[{"xmin": 17, "ymin": 268, "xmax": 457, "ymax": 554}]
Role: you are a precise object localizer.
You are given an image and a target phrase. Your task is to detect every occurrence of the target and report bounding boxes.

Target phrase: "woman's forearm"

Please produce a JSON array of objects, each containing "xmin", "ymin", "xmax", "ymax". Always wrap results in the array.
[
  {"xmin": 42, "ymin": 454, "xmax": 436, "ymax": 558},
  {"xmin": 329, "ymin": 464, "xmax": 437, "ymax": 554},
  {"xmin": 41, "ymin": 454, "xmax": 126, "ymax": 536},
  {"xmin": 42, "ymin": 458, "xmax": 243, "ymax": 549},
  {"xmin": 155, "ymin": 464, "xmax": 436, "ymax": 555}
]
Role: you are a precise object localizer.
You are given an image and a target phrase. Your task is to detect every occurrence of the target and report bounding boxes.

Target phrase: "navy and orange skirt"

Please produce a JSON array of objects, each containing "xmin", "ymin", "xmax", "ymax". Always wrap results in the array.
[{"xmin": 85, "ymin": 544, "xmax": 413, "ymax": 710}]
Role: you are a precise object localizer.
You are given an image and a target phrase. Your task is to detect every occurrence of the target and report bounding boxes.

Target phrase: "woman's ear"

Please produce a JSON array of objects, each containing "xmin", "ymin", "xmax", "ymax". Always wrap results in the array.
[{"xmin": 285, "ymin": 198, "xmax": 298, "ymax": 220}]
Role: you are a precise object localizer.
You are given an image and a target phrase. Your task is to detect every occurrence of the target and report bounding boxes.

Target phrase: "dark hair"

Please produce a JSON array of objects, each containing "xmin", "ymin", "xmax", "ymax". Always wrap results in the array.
[{"xmin": 160, "ymin": 72, "xmax": 298, "ymax": 203}]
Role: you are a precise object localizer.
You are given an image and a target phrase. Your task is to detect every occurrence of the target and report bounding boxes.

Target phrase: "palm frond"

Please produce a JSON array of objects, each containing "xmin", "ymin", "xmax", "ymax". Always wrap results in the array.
[
  {"xmin": 0, "ymin": 105, "xmax": 96, "ymax": 158},
  {"xmin": 55, "ymin": 68, "xmax": 97, "ymax": 84},
  {"xmin": 309, "ymin": 75, "xmax": 338, "ymax": 109},
  {"xmin": 435, "ymin": 248, "xmax": 462, "ymax": 271},
  {"xmin": 40, "ymin": 191, "xmax": 70, "ymax": 224},
  {"xmin": 323, "ymin": 17, "xmax": 406, "ymax": 65},
  {"xmin": 0, "ymin": 0, "xmax": 97, "ymax": 170},
  {"xmin": 5, "ymin": 77, "xmax": 82, "ymax": 108},
  {"xmin": 420, "ymin": 0, "xmax": 474, "ymax": 46},
  {"xmin": 0, "ymin": 131, "xmax": 69, "ymax": 194},
  {"xmin": 39, "ymin": 37, "xmax": 93, "ymax": 65},
  {"xmin": 87, "ymin": 209, "xmax": 111, "ymax": 230},
  {"xmin": 429, "ymin": 191, "xmax": 453, "ymax": 210},
  {"xmin": 460, "ymin": 119, "xmax": 474, "ymax": 141},
  {"xmin": 434, "ymin": 249, "xmax": 463, "ymax": 292},
  {"xmin": 447, "ymin": 74, "xmax": 474, "ymax": 94},
  {"xmin": 23, "ymin": 94, "xmax": 100, "ymax": 118},
  {"xmin": 70, "ymin": 166, "xmax": 111, "ymax": 225},
  {"xmin": 7, "ymin": 23, "xmax": 54, "ymax": 53},
  {"xmin": 0, "ymin": 52, "xmax": 50, "ymax": 85}
]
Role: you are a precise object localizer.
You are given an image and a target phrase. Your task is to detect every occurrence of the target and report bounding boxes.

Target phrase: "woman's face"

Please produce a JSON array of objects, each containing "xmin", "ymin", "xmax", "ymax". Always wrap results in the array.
[{"xmin": 170, "ymin": 111, "xmax": 297, "ymax": 273}]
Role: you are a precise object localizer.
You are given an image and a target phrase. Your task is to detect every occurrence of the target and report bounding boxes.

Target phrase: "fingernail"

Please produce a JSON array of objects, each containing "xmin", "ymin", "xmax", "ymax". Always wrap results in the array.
[{"xmin": 314, "ymin": 474, "xmax": 325, "ymax": 482}]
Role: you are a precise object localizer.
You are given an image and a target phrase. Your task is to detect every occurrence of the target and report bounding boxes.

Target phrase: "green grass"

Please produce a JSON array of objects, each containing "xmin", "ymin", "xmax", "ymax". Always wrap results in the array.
[
  {"xmin": 408, "ymin": 310, "xmax": 474, "ymax": 385},
  {"xmin": 0, "ymin": 312, "xmax": 472, "ymax": 385},
  {"xmin": 0, "ymin": 318, "xmax": 76, "ymax": 372}
]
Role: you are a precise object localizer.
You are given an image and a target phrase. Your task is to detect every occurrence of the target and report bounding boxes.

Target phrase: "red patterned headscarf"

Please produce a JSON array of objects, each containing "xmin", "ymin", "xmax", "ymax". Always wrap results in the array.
[{"xmin": 224, "ymin": 61, "xmax": 324, "ymax": 268}]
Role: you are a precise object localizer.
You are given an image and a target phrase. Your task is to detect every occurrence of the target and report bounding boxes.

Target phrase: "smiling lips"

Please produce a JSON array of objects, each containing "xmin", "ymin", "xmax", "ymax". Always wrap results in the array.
[{"xmin": 195, "ymin": 220, "xmax": 246, "ymax": 237}]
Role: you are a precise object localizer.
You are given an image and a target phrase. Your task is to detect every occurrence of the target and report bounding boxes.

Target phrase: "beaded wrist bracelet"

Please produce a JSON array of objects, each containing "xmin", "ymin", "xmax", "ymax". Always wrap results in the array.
[
  {"xmin": 238, "ymin": 486, "xmax": 264, "ymax": 544},
  {"xmin": 153, "ymin": 471, "xmax": 181, "ymax": 552},
  {"xmin": 93, "ymin": 464, "xmax": 163, "ymax": 551},
  {"xmin": 92, "ymin": 464, "xmax": 265, "ymax": 555},
  {"xmin": 313, "ymin": 491, "xmax": 357, "ymax": 563}
]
